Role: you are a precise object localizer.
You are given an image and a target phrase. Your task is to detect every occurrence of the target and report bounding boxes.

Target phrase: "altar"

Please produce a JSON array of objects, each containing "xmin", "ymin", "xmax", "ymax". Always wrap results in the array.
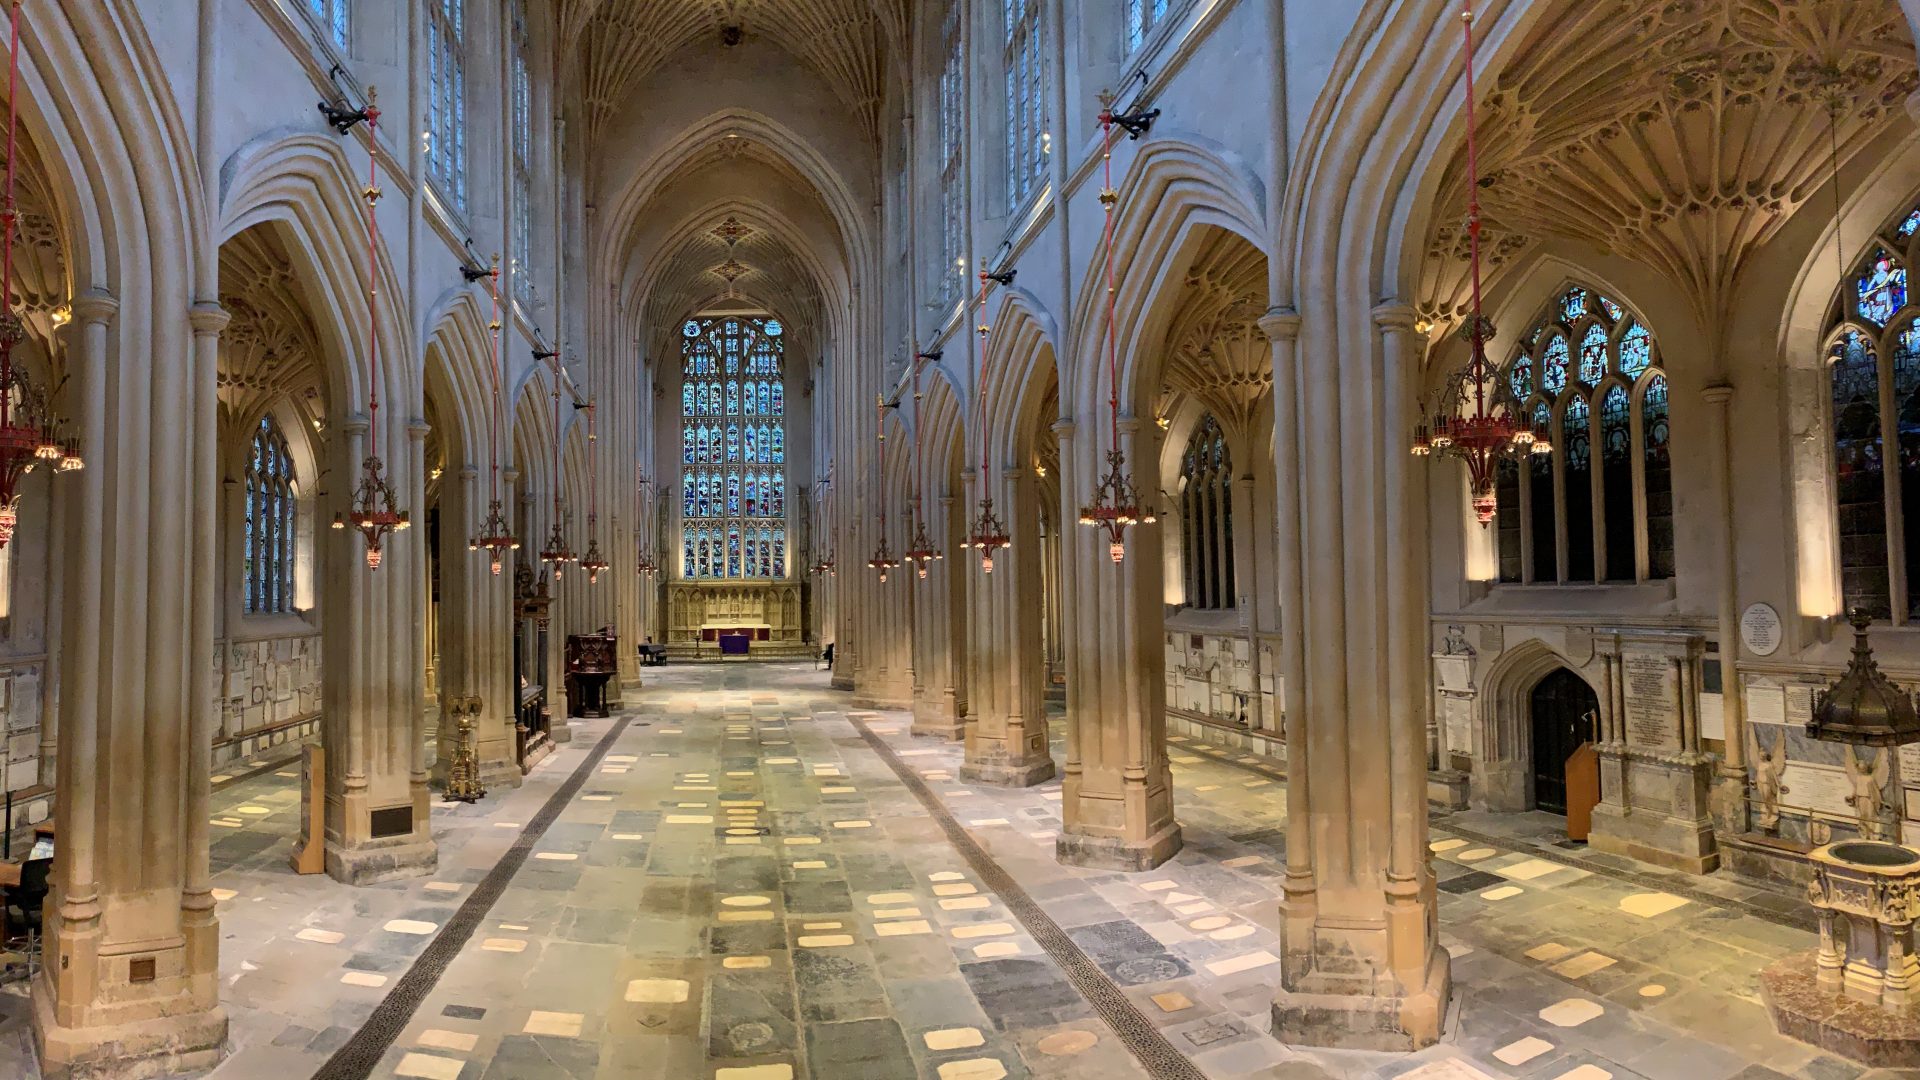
[{"xmin": 665, "ymin": 582, "xmax": 810, "ymax": 659}]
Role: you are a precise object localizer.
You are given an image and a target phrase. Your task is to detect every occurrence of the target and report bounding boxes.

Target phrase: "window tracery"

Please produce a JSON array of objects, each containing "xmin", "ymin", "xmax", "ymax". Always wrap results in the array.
[
  {"xmin": 304, "ymin": 0, "xmax": 349, "ymax": 47},
  {"xmin": 1494, "ymin": 285, "xmax": 1673, "ymax": 584},
  {"xmin": 1004, "ymin": 0, "xmax": 1046, "ymax": 209},
  {"xmin": 681, "ymin": 317, "xmax": 786, "ymax": 578},
  {"xmin": 510, "ymin": 0, "xmax": 533, "ymax": 300},
  {"xmin": 1125, "ymin": 0, "xmax": 1178, "ymax": 53},
  {"xmin": 426, "ymin": 0, "xmax": 468, "ymax": 214},
  {"xmin": 1825, "ymin": 195, "xmax": 1920, "ymax": 619},
  {"xmin": 938, "ymin": 2, "xmax": 964, "ymax": 302},
  {"xmin": 1178, "ymin": 414, "xmax": 1234, "ymax": 610},
  {"xmin": 244, "ymin": 415, "xmax": 298, "ymax": 615}
]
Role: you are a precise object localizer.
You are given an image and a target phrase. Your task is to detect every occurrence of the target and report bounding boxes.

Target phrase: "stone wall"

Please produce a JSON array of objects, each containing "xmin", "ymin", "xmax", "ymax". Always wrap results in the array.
[
  {"xmin": 214, "ymin": 632, "xmax": 321, "ymax": 766},
  {"xmin": 1163, "ymin": 623, "xmax": 1279, "ymax": 733}
]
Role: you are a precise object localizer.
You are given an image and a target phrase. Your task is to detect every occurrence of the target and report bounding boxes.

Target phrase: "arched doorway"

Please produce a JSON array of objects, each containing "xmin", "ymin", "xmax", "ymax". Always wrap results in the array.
[{"xmin": 1530, "ymin": 668, "xmax": 1598, "ymax": 815}]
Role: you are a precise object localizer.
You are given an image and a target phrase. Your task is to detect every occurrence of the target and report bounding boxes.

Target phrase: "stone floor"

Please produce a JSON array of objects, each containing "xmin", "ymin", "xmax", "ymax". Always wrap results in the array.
[{"xmin": 0, "ymin": 662, "xmax": 1893, "ymax": 1078}]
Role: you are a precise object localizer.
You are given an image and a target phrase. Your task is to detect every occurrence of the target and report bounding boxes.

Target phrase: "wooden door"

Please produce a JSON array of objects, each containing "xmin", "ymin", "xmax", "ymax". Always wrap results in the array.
[{"xmin": 1529, "ymin": 668, "xmax": 1599, "ymax": 815}]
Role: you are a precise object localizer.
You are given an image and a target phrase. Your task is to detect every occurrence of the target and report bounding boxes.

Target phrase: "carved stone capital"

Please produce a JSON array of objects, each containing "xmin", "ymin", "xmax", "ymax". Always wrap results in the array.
[
  {"xmin": 1701, "ymin": 382, "xmax": 1734, "ymax": 406},
  {"xmin": 188, "ymin": 300, "xmax": 231, "ymax": 336},
  {"xmin": 1372, "ymin": 302, "xmax": 1421, "ymax": 334},
  {"xmin": 1257, "ymin": 307, "xmax": 1301, "ymax": 343},
  {"xmin": 70, "ymin": 288, "xmax": 119, "ymax": 327}
]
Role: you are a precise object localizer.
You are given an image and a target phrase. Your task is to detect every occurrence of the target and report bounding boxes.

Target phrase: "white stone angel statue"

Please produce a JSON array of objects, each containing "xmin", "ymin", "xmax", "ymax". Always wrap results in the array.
[{"xmin": 1845, "ymin": 744, "xmax": 1891, "ymax": 840}]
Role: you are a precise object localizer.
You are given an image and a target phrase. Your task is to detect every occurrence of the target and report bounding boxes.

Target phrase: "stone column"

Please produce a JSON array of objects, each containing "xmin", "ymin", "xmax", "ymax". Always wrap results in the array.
[
  {"xmin": 961, "ymin": 466, "xmax": 1055, "ymax": 784},
  {"xmin": 318, "ymin": 416, "xmax": 436, "ymax": 884},
  {"xmin": 1269, "ymin": 305, "xmax": 1448, "ymax": 1050},
  {"xmin": 1056, "ymin": 419, "xmax": 1180, "ymax": 870},
  {"xmin": 1702, "ymin": 383, "xmax": 1749, "ymax": 833},
  {"xmin": 1259, "ymin": 309, "xmax": 1305, "ymax": 739},
  {"xmin": 35, "ymin": 291, "xmax": 226, "ymax": 1074},
  {"xmin": 911, "ymin": 494, "xmax": 965, "ymax": 738}
]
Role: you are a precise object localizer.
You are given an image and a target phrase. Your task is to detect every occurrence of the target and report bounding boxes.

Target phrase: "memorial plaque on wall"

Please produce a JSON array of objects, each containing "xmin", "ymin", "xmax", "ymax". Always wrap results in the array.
[
  {"xmin": 1443, "ymin": 694, "xmax": 1472, "ymax": 755},
  {"xmin": 1745, "ymin": 685, "xmax": 1785, "ymax": 726},
  {"xmin": 1786, "ymin": 686, "xmax": 1814, "ymax": 729},
  {"xmin": 1899, "ymin": 741, "xmax": 1920, "ymax": 794},
  {"xmin": 1779, "ymin": 761, "xmax": 1860, "ymax": 818},
  {"xmin": 1622, "ymin": 653, "xmax": 1680, "ymax": 750}
]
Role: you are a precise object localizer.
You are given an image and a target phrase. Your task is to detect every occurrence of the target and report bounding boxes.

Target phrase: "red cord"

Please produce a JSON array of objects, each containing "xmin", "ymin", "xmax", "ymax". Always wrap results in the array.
[
  {"xmin": 975, "ymin": 275, "xmax": 990, "ymax": 480},
  {"xmin": 1100, "ymin": 110, "xmax": 1120, "ymax": 450},
  {"xmin": 1462, "ymin": 5, "xmax": 1484, "ymax": 411},
  {"xmin": 363, "ymin": 99, "xmax": 382, "ymax": 461},
  {"xmin": 2, "ymin": 0, "xmax": 19, "ymax": 431}
]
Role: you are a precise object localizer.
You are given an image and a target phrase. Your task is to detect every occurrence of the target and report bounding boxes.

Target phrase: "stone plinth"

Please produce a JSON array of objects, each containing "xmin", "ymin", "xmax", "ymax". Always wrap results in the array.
[{"xmin": 1764, "ymin": 952, "xmax": 1920, "ymax": 1066}]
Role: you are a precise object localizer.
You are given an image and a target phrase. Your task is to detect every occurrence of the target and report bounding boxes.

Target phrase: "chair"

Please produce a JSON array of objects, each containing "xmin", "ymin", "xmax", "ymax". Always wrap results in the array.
[{"xmin": 2, "ymin": 857, "xmax": 50, "ymax": 981}]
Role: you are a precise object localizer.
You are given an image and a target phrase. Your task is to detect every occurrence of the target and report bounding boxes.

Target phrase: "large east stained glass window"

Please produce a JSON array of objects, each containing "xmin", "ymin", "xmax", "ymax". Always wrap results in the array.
[
  {"xmin": 681, "ymin": 316, "xmax": 787, "ymax": 578},
  {"xmin": 1825, "ymin": 194, "xmax": 1920, "ymax": 620},
  {"xmin": 1493, "ymin": 285, "xmax": 1673, "ymax": 584}
]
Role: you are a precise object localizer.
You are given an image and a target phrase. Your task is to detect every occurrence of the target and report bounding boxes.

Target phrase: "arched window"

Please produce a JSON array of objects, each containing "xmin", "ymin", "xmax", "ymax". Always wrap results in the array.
[
  {"xmin": 1126, "ymin": 0, "xmax": 1189, "ymax": 53},
  {"xmin": 937, "ymin": 3, "xmax": 964, "ymax": 303},
  {"xmin": 509, "ymin": 0, "xmax": 533, "ymax": 300},
  {"xmin": 244, "ymin": 416, "xmax": 298, "ymax": 615},
  {"xmin": 1178, "ymin": 414, "xmax": 1234, "ymax": 610},
  {"xmin": 1004, "ymin": 0, "xmax": 1047, "ymax": 209},
  {"xmin": 1825, "ymin": 195, "xmax": 1920, "ymax": 619},
  {"xmin": 304, "ymin": 0, "xmax": 349, "ymax": 47},
  {"xmin": 425, "ymin": 0, "xmax": 468, "ymax": 213},
  {"xmin": 682, "ymin": 317, "xmax": 788, "ymax": 579},
  {"xmin": 1494, "ymin": 285, "xmax": 1673, "ymax": 584}
]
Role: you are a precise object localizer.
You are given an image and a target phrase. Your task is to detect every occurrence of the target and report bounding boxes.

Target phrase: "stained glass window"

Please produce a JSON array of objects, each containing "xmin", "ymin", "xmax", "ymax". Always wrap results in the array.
[
  {"xmin": 1494, "ymin": 284, "xmax": 1673, "ymax": 584},
  {"xmin": 304, "ymin": 0, "xmax": 349, "ymax": 47},
  {"xmin": 1178, "ymin": 415, "xmax": 1234, "ymax": 610},
  {"xmin": 244, "ymin": 416, "xmax": 298, "ymax": 615},
  {"xmin": 682, "ymin": 316, "xmax": 788, "ymax": 578},
  {"xmin": 1005, "ymin": 0, "xmax": 1047, "ymax": 209},
  {"xmin": 1858, "ymin": 251, "xmax": 1907, "ymax": 327},
  {"xmin": 426, "ymin": 0, "xmax": 467, "ymax": 213}
]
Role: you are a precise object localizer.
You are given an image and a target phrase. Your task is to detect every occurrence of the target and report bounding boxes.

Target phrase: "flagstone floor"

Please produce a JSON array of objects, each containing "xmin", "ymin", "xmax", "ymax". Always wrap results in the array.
[{"xmin": 0, "ymin": 662, "xmax": 1884, "ymax": 1079}]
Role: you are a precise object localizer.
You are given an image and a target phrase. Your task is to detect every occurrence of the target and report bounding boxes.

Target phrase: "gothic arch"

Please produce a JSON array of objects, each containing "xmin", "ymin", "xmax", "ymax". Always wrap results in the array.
[
  {"xmin": 981, "ymin": 285, "xmax": 1060, "ymax": 468},
  {"xmin": 1473, "ymin": 637, "xmax": 1598, "ymax": 811},
  {"xmin": 1063, "ymin": 134, "xmax": 1267, "ymax": 422}
]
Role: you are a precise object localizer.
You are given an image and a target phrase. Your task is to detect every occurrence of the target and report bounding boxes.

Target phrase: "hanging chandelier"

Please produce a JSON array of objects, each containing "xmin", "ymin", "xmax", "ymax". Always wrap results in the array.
[
  {"xmin": 867, "ymin": 395, "xmax": 899, "ymax": 582},
  {"xmin": 1076, "ymin": 95, "xmax": 1155, "ymax": 564},
  {"xmin": 332, "ymin": 85, "xmax": 410, "ymax": 568},
  {"xmin": 960, "ymin": 275, "xmax": 1012, "ymax": 572},
  {"xmin": 537, "ymin": 348, "xmax": 575, "ymax": 578},
  {"xmin": 0, "ymin": 1, "xmax": 80, "ymax": 549},
  {"xmin": 1408, "ymin": 6, "xmax": 1547, "ymax": 525},
  {"xmin": 468, "ymin": 255, "xmax": 518, "ymax": 574},
  {"xmin": 578, "ymin": 401, "xmax": 609, "ymax": 583},
  {"xmin": 903, "ymin": 354, "xmax": 942, "ymax": 578}
]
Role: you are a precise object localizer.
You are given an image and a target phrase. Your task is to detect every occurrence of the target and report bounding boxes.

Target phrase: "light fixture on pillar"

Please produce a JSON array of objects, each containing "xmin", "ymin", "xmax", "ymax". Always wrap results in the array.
[
  {"xmin": 0, "ymin": 1, "xmax": 80, "ymax": 549},
  {"xmin": 331, "ymin": 84, "xmax": 411, "ymax": 569},
  {"xmin": 1407, "ymin": 6, "xmax": 1545, "ymax": 526},
  {"xmin": 867, "ymin": 395, "xmax": 899, "ymax": 582},
  {"xmin": 537, "ymin": 346, "xmax": 575, "ymax": 579},
  {"xmin": 960, "ymin": 275, "xmax": 1012, "ymax": 572},
  {"xmin": 903, "ymin": 353, "xmax": 942, "ymax": 578},
  {"xmin": 468, "ymin": 255, "xmax": 518, "ymax": 575},
  {"xmin": 578, "ymin": 401, "xmax": 609, "ymax": 584},
  {"xmin": 634, "ymin": 467, "xmax": 658, "ymax": 576},
  {"xmin": 810, "ymin": 476, "xmax": 836, "ymax": 575},
  {"xmin": 1076, "ymin": 96, "xmax": 1156, "ymax": 565}
]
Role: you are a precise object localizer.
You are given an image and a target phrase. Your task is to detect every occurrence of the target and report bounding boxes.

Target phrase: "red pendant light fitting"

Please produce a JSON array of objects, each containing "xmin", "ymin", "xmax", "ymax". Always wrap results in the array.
[
  {"xmin": 961, "ymin": 274, "xmax": 1010, "ymax": 572},
  {"xmin": 0, "ymin": 0, "xmax": 81, "ymax": 549},
  {"xmin": 866, "ymin": 395, "xmax": 898, "ymax": 582},
  {"xmin": 578, "ymin": 400, "xmax": 608, "ymax": 583},
  {"xmin": 1077, "ymin": 94, "xmax": 1155, "ymax": 564},
  {"xmin": 332, "ymin": 85, "xmax": 411, "ymax": 568},
  {"xmin": 537, "ymin": 348, "xmax": 575, "ymax": 578},
  {"xmin": 468, "ymin": 255, "xmax": 518, "ymax": 574},
  {"xmin": 1408, "ymin": 5, "xmax": 1548, "ymax": 524},
  {"xmin": 903, "ymin": 353, "xmax": 942, "ymax": 579}
]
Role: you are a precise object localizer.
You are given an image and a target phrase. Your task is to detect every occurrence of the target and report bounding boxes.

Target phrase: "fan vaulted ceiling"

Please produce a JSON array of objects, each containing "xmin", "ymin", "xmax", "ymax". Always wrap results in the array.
[
  {"xmin": 1418, "ymin": 0, "xmax": 1918, "ymax": 340},
  {"xmin": 561, "ymin": 0, "xmax": 909, "ymax": 141}
]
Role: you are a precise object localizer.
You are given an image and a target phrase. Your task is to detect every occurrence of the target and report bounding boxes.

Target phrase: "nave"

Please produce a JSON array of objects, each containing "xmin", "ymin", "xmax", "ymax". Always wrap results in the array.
[{"xmin": 0, "ymin": 666, "xmax": 1836, "ymax": 1080}]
